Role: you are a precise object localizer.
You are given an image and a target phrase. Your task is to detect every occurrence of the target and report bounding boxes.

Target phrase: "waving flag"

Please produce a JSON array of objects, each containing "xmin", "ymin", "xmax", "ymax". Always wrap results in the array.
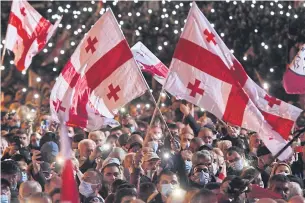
[
  {"xmin": 283, "ymin": 44, "xmax": 305, "ymax": 94},
  {"xmin": 50, "ymin": 9, "xmax": 147, "ymax": 131},
  {"xmin": 131, "ymin": 42, "xmax": 168, "ymax": 85},
  {"xmin": 5, "ymin": 0, "xmax": 61, "ymax": 72},
  {"xmin": 164, "ymin": 3, "xmax": 302, "ymax": 160}
]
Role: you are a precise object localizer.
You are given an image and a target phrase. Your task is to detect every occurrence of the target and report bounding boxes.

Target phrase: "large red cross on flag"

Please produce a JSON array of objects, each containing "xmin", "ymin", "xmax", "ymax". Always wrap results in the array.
[
  {"xmin": 50, "ymin": 8, "xmax": 147, "ymax": 131},
  {"xmin": 5, "ymin": 1, "xmax": 61, "ymax": 72},
  {"xmin": 164, "ymin": 3, "xmax": 302, "ymax": 160}
]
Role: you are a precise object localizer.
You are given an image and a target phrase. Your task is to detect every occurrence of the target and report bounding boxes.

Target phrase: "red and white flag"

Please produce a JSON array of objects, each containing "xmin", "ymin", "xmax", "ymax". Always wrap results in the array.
[
  {"xmin": 131, "ymin": 42, "xmax": 168, "ymax": 85},
  {"xmin": 5, "ymin": 0, "xmax": 61, "ymax": 72},
  {"xmin": 50, "ymin": 9, "xmax": 147, "ymax": 131},
  {"xmin": 164, "ymin": 3, "xmax": 302, "ymax": 160},
  {"xmin": 283, "ymin": 44, "xmax": 305, "ymax": 94}
]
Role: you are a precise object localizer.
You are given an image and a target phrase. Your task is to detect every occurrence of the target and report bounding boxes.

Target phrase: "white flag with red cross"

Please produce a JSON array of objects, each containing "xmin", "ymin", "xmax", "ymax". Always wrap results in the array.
[
  {"xmin": 164, "ymin": 3, "xmax": 302, "ymax": 160},
  {"xmin": 50, "ymin": 9, "xmax": 148, "ymax": 131},
  {"xmin": 5, "ymin": 0, "xmax": 61, "ymax": 72},
  {"xmin": 131, "ymin": 42, "xmax": 168, "ymax": 85}
]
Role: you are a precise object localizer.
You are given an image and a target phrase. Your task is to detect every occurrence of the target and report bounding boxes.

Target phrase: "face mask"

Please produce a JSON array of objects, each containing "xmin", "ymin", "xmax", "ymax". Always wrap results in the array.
[
  {"xmin": 79, "ymin": 181, "xmax": 94, "ymax": 197},
  {"xmin": 16, "ymin": 121, "xmax": 21, "ymax": 128},
  {"xmin": 212, "ymin": 163, "xmax": 218, "ymax": 175},
  {"xmin": 1, "ymin": 195, "xmax": 9, "ymax": 203},
  {"xmin": 147, "ymin": 141, "xmax": 158, "ymax": 153},
  {"xmin": 230, "ymin": 159, "xmax": 243, "ymax": 171},
  {"xmin": 160, "ymin": 184, "xmax": 175, "ymax": 197},
  {"xmin": 21, "ymin": 171, "xmax": 28, "ymax": 182},
  {"xmin": 199, "ymin": 171, "xmax": 210, "ymax": 185},
  {"xmin": 185, "ymin": 160, "xmax": 192, "ymax": 174},
  {"xmin": 146, "ymin": 170, "xmax": 154, "ymax": 179},
  {"xmin": 277, "ymin": 172, "xmax": 289, "ymax": 176},
  {"xmin": 130, "ymin": 126, "xmax": 136, "ymax": 133}
]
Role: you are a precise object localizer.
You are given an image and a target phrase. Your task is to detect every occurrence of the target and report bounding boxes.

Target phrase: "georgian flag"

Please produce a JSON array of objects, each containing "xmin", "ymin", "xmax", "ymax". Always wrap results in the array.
[
  {"xmin": 5, "ymin": 0, "xmax": 61, "ymax": 72},
  {"xmin": 164, "ymin": 3, "xmax": 302, "ymax": 160}
]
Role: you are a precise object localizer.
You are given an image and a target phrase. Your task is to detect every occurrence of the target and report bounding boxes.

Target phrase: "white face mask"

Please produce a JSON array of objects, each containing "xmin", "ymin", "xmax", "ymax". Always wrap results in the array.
[
  {"xmin": 199, "ymin": 171, "xmax": 210, "ymax": 185},
  {"xmin": 21, "ymin": 171, "xmax": 28, "ymax": 182},
  {"xmin": 276, "ymin": 172, "xmax": 289, "ymax": 176},
  {"xmin": 185, "ymin": 160, "xmax": 192, "ymax": 174},
  {"xmin": 79, "ymin": 181, "xmax": 95, "ymax": 197},
  {"xmin": 230, "ymin": 159, "xmax": 243, "ymax": 171},
  {"xmin": 146, "ymin": 170, "xmax": 154, "ymax": 179},
  {"xmin": 160, "ymin": 184, "xmax": 175, "ymax": 197},
  {"xmin": 212, "ymin": 163, "xmax": 218, "ymax": 175},
  {"xmin": 1, "ymin": 195, "xmax": 9, "ymax": 203}
]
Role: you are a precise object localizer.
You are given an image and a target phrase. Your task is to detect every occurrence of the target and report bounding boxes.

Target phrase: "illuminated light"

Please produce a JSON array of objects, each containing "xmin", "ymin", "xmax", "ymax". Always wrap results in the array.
[
  {"xmin": 158, "ymin": 46, "xmax": 163, "ymax": 50},
  {"xmin": 164, "ymin": 41, "xmax": 168, "ymax": 46},
  {"xmin": 241, "ymin": 0, "xmax": 245, "ymax": 3},
  {"xmin": 161, "ymin": 103, "xmax": 166, "ymax": 107},
  {"xmin": 175, "ymin": 5, "xmax": 179, "ymax": 9},
  {"xmin": 286, "ymin": 12, "xmax": 290, "ymax": 17},
  {"xmin": 260, "ymin": 5, "xmax": 264, "ymax": 9},
  {"xmin": 211, "ymin": 23, "xmax": 215, "ymax": 28},
  {"xmin": 78, "ymin": 28, "xmax": 82, "ymax": 33},
  {"xmin": 66, "ymin": 24, "xmax": 71, "ymax": 29},
  {"xmin": 10, "ymin": 60, "xmax": 14, "ymax": 64},
  {"xmin": 180, "ymin": 3, "xmax": 183, "ymax": 6},
  {"xmin": 233, "ymin": 1, "xmax": 237, "ymax": 5},
  {"xmin": 12, "ymin": 109, "xmax": 16, "ymax": 113},
  {"xmin": 138, "ymin": 26, "xmax": 142, "ymax": 30},
  {"xmin": 175, "ymin": 20, "xmax": 178, "ymax": 24},
  {"xmin": 135, "ymin": 30, "xmax": 140, "ymax": 36},
  {"xmin": 150, "ymin": 89, "xmax": 153, "ymax": 92},
  {"xmin": 270, "ymin": 68, "xmax": 274, "ymax": 73},
  {"xmin": 251, "ymin": 4, "xmax": 255, "ymax": 8},
  {"xmin": 54, "ymin": 57, "xmax": 58, "ymax": 63},
  {"xmin": 200, "ymin": 108, "xmax": 205, "ymax": 112},
  {"xmin": 0, "ymin": 44, "xmax": 2, "ymax": 48},
  {"xmin": 112, "ymin": 1, "xmax": 117, "ymax": 6},
  {"xmin": 172, "ymin": 10, "xmax": 176, "ymax": 15},
  {"xmin": 148, "ymin": 9, "xmax": 152, "ymax": 14},
  {"xmin": 53, "ymin": 67, "xmax": 57, "ymax": 72},
  {"xmin": 36, "ymin": 77, "xmax": 41, "ymax": 82},
  {"xmin": 56, "ymin": 156, "xmax": 64, "ymax": 165},
  {"xmin": 270, "ymin": 2, "xmax": 274, "ymax": 6},
  {"xmin": 66, "ymin": 4, "xmax": 71, "ymax": 8},
  {"xmin": 155, "ymin": 27, "xmax": 159, "ymax": 30},
  {"xmin": 165, "ymin": 24, "xmax": 169, "ymax": 28},
  {"xmin": 181, "ymin": 28, "xmax": 184, "ymax": 32},
  {"xmin": 128, "ymin": 12, "xmax": 132, "ymax": 16},
  {"xmin": 165, "ymin": 13, "xmax": 169, "ymax": 18},
  {"xmin": 303, "ymin": 2, "xmax": 305, "ymax": 7},
  {"xmin": 263, "ymin": 82, "xmax": 269, "ymax": 90},
  {"xmin": 119, "ymin": 21, "xmax": 124, "ymax": 25},
  {"xmin": 288, "ymin": 5, "xmax": 292, "ymax": 9},
  {"xmin": 31, "ymin": 109, "xmax": 35, "ymax": 112},
  {"xmin": 26, "ymin": 115, "xmax": 31, "ymax": 120},
  {"xmin": 58, "ymin": 6, "xmax": 64, "ymax": 12},
  {"xmin": 174, "ymin": 30, "xmax": 178, "ymax": 34},
  {"xmin": 243, "ymin": 56, "xmax": 247, "ymax": 61},
  {"xmin": 74, "ymin": 31, "xmax": 78, "ymax": 35},
  {"xmin": 229, "ymin": 16, "xmax": 233, "ymax": 20},
  {"xmin": 136, "ymin": 104, "xmax": 141, "ymax": 109},
  {"xmin": 252, "ymin": 0, "xmax": 256, "ymax": 3},
  {"xmin": 102, "ymin": 0, "xmax": 106, "ymax": 2},
  {"xmin": 2, "ymin": 40, "xmax": 5, "ymax": 44},
  {"xmin": 1, "ymin": 66, "xmax": 5, "ymax": 70},
  {"xmin": 47, "ymin": 9, "xmax": 52, "ymax": 13},
  {"xmin": 230, "ymin": 49, "xmax": 234, "ymax": 53},
  {"xmin": 211, "ymin": 8, "xmax": 215, "ymax": 13},
  {"xmin": 294, "ymin": 14, "xmax": 298, "ymax": 18},
  {"xmin": 261, "ymin": 42, "xmax": 265, "ymax": 46},
  {"xmin": 60, "ymin": 50, "xmax": 65, "ymax": 54},
  {"xmin": 279, "ymin": 10, "xmax": 283, "ymax": 14},
  {"xmin": 34, "ymin": 94, "xmax": 39, "ymax": 99},
  {"xmin": 59, "ymin": 24, "xmax": 63, "ymax": 28},
  {"xmin": 172, "ymin": 188, "xmax": 184, "ymax": 198},
  {"xmin": 190, "ymin": 2, "xmax": 192, "ymax": 6},
  {"xmin": 145, "ymin": 104, "xmax": 150, "ymax": 108},
  {"xmin": 22, "ymin": 70, "xmax": 26, "ymax": 75},
  {"xmin": 162, "ymin": 0, "xmax": 165, "ymax": 4},
  {"xmin": 82, "ymin": 25, "xmax": 86, "ymax": 29},
  {"xmin": 161, "ymin": 92, "xmax": 166, "ymax": 97},
  {"xmin": 120, "ymin": 108, "xmax": 126, "ymax": 113},
  {"xmin": 118, "ymin": 14, "xmax": 122, "ymax": 18},
  {"xmin": 254, "ymin": 29, "xmax": 258, "ymax": 33},
  {"xmin": 136, "ymin": 12, "xmax": 140, "ymax": 16},
  {"xmin": 225, "ymin": 0, "xmax": 230, "ymax": 2},
  {"xmin": 73, "ymin": 10, "xmax": 76, "ymax": 14},
  {"xmin": 264, "ymin": 45, "xmax": 268, "ymax": 50},
  {"xmin": 88, "ymin": 7, "xmax": 92, "ymax": 12},
  {"xmin": 161, "ymin": 15, "xmax": 164, "ymax": 18},
  {"xmin": 102, "ymin": 143, "xmax": 111, "ymax": 151},
  {"xmin": 77, "ymin": 11, "xmax": 81, "ymax": 15},
  {"xmin": 163, "ymin": 152, "xmax": 170, "ymax": 159},
  {"xmin": 64, "ymin": 9, "xmax": 68, "ymax": 13},
  {"xmin": 134, "ymin": 0, "xmax": 138, "ymax": 3},
  {"xmin": 74, "ymin": 15, "xmax": 78, "ymax": 19},
  {"xmin": 163, "ymin": 8, "xmax": 167, "ymax": 12},
  {"xmin": 184, "ymin": 19, "xmax": 187, "ymax": 23},
  {"xmin": 278, "ymin": 44, "xmax": 282, "ymax": 48},
  {"xmin": 22, "ymin": 88, "xmax": 27, "ymax": 92},
  {"xmin": 43, "ymin": 48, "xmax": 48, "ymax": 53},
  {"xmin": 270, "ymin": 11, "xmax": 275, "ymax": 15},
  {"xmin": 71, "ymin": 41, "xmax": 75, "ymax": 46},
  {"xmin": 83, "ymin": 7, "xmax": 87, "ymax": 12},
  {"xmin": 278, "ymin": 3, "xmax": 283, "ymax": 8}
]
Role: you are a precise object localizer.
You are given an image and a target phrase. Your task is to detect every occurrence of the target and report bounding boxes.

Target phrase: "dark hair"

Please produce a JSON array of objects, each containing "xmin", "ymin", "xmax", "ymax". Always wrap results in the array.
[
  {"xmin": 16, "ymin": 129, "xmax": 27, "ymax": 135},
  {"xmin": 106, "ymin": 134, "xmax": 119, "ymax": 142},
  {"xmin": 269, "ymin": 174, "xmax": 290, "ymax": 186},
  {"xmin": 40, "ymin": 132, "xmax": 59, "ymax": 147},
  {"xmin": 49, "ymin": 188, "xmax": 61, "ymax": 198},
  {"xmin": 114, "ymin": 188, "xmax": 137, "ymax": 203},
  {"xmin": 1, "ymin": 160, "xmax": 20, "ymax": 175},
  {"xmin": 287, "ymin": 175, "xmax": 304, "ymax": 188},
  {"xmin": 191, "ymin": 188, "xmax": 216, "ymax": 203},
  {"xmin": 139, "ymin": 182, "xmax": 157, "ymax": 202},
  {"xmin": 116, "ymin": 183, "xmax": 136, "ymax": 191},
  {"xmin": 11, "ymin": 154, "xmax": 27, "ymax": 162},
  {"xmin": 104, "ymin": 194, "xmax": 115, "ymax": 203},
  {"xmin": 118, "ymin": 134, "xmax": 129, "ymax": 147},
  {"xmin": 110, "ymin": 126, "xmax": 122, "ymax": 133},
  {"xmin": 157, "ymin": 169, "xmax": 176, "ymax": 184},
  {"xmin": 168, "ymin": 123, "xmax": 178, "ymax": 129},
  {"xmin": 204, "ymin": 182, "xmax": 221, "ymax": 190},
  {"xmin": 1, "ymin": 178, "xmax": 11, "ymax": 188},
  {"xmin": 221, "ymin": 175, "xmax": 237, "ymax": 185},
  {"xmin": 226, "ymin": 146, "xmax": 245, "ymax": 158},
  {"xmin": 86, "ymin": 169, "xmax": 103, "ymax": 183},
  {"xmin": 72, "ymin": 133, "xmax": 85, "ymax": 143},
  {"xmin": 111, "ymin": 179, "xmax": 128, "ymax": 193}
]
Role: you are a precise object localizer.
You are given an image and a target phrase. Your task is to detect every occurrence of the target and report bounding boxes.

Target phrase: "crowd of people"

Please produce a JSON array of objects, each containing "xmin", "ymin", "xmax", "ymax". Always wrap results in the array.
[{"xmin": 1, "ymin": 86, "xmax": 305, "ymax": 203}]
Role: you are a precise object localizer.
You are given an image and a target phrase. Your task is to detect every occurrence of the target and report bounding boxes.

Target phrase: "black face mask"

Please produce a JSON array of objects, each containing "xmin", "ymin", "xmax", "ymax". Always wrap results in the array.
[{"xmin": 301, "ymin": 141, "xmax": 305, "ymax": 146}]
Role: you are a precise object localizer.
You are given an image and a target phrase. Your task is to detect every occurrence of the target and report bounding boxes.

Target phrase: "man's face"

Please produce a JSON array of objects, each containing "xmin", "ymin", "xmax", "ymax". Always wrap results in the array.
[
  {"xmin": 199, "ymin": 130, "xmax": 213, "ymax": 145},
  {"xmin": 169, "ymin": 128, "xmax": 179, "ymax": 137},
  {"xmin": 189, "ymin": 141, "xmax": 199, "ymax": 153},
  {"xmin": 150, "ymin": 127, "xmax": 163, "ymax": 141},
  {"xmin": 90, "ymin": 133, "xmax": 105, "ymax": 147},
  {"xmin": 157, "ymin": 174, "xmax": 179, "ymax": 193},
  {"xmin": 180, "ymin": 133, "xmax": 194, "ymax": 150},
  {"xmin": 18, "ymin": 133, "xmax": 29, "ymax": 147},
  {"xmin": 103, "ymin": 166, "xmax": 121, "ymax": 185},
  {"xmin": 258, "ymin": 153, "xmax": 273, "ymax": 170},
  {"xmin": 142, "ymin": 159, "xmax": 160, "ymax": 172},
  {"xmin": 269, "ymin": 181, "xmax": 289, "ymax": 200},
  {"xmin": 30, "ymin": 135, "xmax": 40, "ymax": 146},
  {"xmin": 226, "ymin": 151, "xmax": 242, "ymax": 165},
  {"xmin": 111, "ymin": 130, "xmax": 123, "ymax": 137},
  {"xmin": 1, "ymin": 183, "xmax": 11, "ymax": 201},
  {"xmin": 82, "ymin": 171, "xmax": 101, "ymax": 193},
  {"xmin": 250, "ymin": 134, "xmax": 261, "ymax": 149},
  {"xmin": 79, "ymin": 143, "xmax": 95, "ymax": 158},
  {"xmin": 227, "ymin": 125, "xmax": 240, "ymax": 138},
  {"xmin": 195, "ymin": 156, "xmax": 212, "ymax": 172}
]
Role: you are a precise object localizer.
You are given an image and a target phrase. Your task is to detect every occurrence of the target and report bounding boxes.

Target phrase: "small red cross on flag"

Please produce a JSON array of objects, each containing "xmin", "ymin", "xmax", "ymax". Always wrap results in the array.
[
  {"xmin": 20, "ymin": 7, "xmax": 26, "ymax": 16},
  {"xmin": 85, "ymin": 36, "xmax": 98, "ymax": 53},
  {"xmin": 203, "ymin": 29, "xmax": 217, "ymax": 45},
  {"xmin": 107, "ymin": 84, "xmax": 121, "ymax": 102},
  {"xmin": 264, "ymin": 94, "xmax": 281, "ymax": 108},
  {"xmin": 53, "ymin": 99, "xmax": 66, "ymax": 112},
  {"xmin": 187, "ymin": 79, "xmax": 204, "ymax": 97}
]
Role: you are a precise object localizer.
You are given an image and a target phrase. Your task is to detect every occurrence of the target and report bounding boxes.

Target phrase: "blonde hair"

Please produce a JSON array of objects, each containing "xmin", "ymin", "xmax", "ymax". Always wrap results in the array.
[{"xmin": 270, "ymin": 162, "xmax": 292, "ymax": 177}]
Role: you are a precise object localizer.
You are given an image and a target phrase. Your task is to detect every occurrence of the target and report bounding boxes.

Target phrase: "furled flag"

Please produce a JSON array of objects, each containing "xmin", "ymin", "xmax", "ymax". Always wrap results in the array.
[
  {"xmin": 164, "ymin": 2, "xmax": 302, "ymax": 160},
  {"xmin": 283, "ymin": 44, "xmax": 305, "ymax": 94},
  {"xmin": 4, "ymin": 0, "xmax": 61, "ymax": 72},
  {"xmin": 50, "ymin": 9, "xmax": 148, "ymax": 131},
  {"xmin": 131, "ymin": 42, "xmax": 168, "ymax": 85}
]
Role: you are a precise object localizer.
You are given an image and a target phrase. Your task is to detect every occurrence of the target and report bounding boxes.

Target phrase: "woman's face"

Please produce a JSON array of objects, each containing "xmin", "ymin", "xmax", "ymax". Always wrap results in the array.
[{"xmin": 275, "ymin": 165, "xmax": 290, "ymax": 175}]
